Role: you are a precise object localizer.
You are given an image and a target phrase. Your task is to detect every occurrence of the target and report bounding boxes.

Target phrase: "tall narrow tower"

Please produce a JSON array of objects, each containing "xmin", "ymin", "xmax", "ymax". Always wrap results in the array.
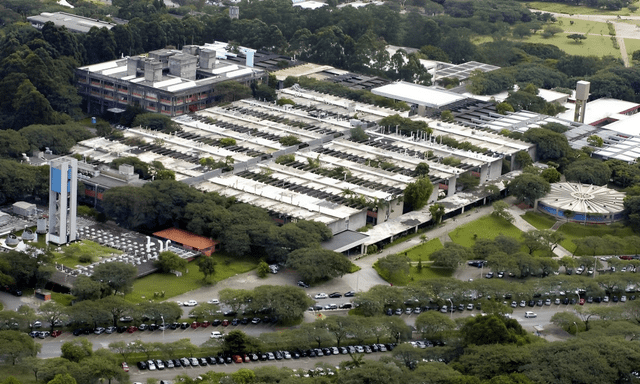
[
  {"xmin": 48, "ymin": 157, "xmax": 77, "ymax": 245},
  {"xmin": 574, "ymin": 80, "xmax": 590, "ymax": 124}
]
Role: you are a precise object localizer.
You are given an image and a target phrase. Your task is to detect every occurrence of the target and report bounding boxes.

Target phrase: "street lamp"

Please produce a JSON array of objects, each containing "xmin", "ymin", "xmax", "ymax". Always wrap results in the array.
[
  {"xmin": 161, "ymin": 315, "xmax": 164, "ymax": 342},
  {"xmin": 447, "ymin": 298, "xmax": 453, "ymax": 319},
  {"xmin": 576, "ymin": 292, "xmax": 581, "ymax": 305}
]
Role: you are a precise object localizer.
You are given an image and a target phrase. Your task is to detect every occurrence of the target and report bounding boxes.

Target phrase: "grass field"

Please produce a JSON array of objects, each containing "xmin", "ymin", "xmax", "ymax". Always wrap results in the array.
[
  {"xmin": 51, "ymin": 292, "xmax": 74, "ymax": 307},
  {"xmin": 125, "ymin": 254, "xmax": 259, "ymax": 303},
  {"xmin": 0, "ymin": 366, "xmax": 32, "ymax": 384},
  {"xmin": 374, "ymin": 263, "xmax": 452, "ymax": 286},
  {"xmin": 556, "ymin": 17, "xmax": 610, "ymax": 35},
  {"xmin": 403, "ymin": 238, "xmax": 444, "ymax": 261},
  {"xmin": 525, "ymin": 33, "xmax": 621, "ymax": 57},
  {"xmin": 557, "ymin": 222, "xmax": 636, "ymax": 254},
  {"xmin": 448, "ymin": 215, "xmax": 524, "ymax": 247},
  {"xmin": 625, "ymin": 38, "xmax": 640, "ymax": 60},
  {"xmin": 526, "ymin": 1, "xmax": 640, "ymax": 16},
  {"xmin": 51, "ymin": 240, "xmax": 122, "ymax": 268},
  {"xmin": 521, "ymin": 212, "xmax": 557, "ymax": 230}
]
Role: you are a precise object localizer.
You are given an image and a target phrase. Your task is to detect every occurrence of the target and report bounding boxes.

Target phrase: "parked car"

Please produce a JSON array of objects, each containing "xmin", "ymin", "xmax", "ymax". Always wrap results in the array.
[
  {"xmin": 344, "ymin": 291, "xmax": 356, "ymax": 297},
  {"xmin": 329, "ymin": 292, "xmax": 342, "ymax": 298},
  {"xmin": 314, "ymin": 293, "xmax": 328, "ymax": 299},
  {"xmin": 184, "ymin": 300, "xmax": 198, "ymax": 307},
  {"xmin": 207, "ymin": 299, "xmax": 220, "ymax": 305},
  {"xmin": 524, "ymin": 311, "xmax": 537, "ymax": 318},
  {"xmin": 121, "ymin": 362, "xmax": 129, "ymax": 372},
  {"xmin": 94, "ymin": 327, "xmax": 105, "ymax": 335},
  {"xmin": 297, "ymin": 281, "xmax": 310, "ymax": 288},
  {"xmin": 137, "ymin": 361, "xmax": 147, "ymax": 370}
]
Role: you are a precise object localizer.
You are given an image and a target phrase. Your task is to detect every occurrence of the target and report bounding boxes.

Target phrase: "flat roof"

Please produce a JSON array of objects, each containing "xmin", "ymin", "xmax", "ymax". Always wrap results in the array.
[
  {"xmin": 321, "ymin": 230, "xmax": 369, "ymax": 253},
  {"xmin": 557, "ymin": 98, "xmax": 640, "ymax": 125},
  {"xmin": 589, "ymin": 110, "xmax": 640, "ymax": 136},
  {"xmin": 27, "ymin": 12, "xmax": 116, "ymax": 33},
  {"xmin": 434, "ymin": 61, "xmax": 500, "ymax": 81},
  {"xmin": 593, "ymin": 135, "xmax": 640, "ymax": 162},
  {"xmin": 371, "ymin": 81, "xmax": 466, "ymax": 108}
]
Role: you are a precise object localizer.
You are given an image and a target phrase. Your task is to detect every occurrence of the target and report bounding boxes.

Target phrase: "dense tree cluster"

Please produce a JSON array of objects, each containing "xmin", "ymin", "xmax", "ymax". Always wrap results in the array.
[{"xmin": 102, "ymin": 180, "xmax": 331, "ymax": 261}]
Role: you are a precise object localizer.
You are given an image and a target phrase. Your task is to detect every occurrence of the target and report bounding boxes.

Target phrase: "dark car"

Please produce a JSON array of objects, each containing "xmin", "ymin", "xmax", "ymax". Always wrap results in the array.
[
  {"xmin": 172, "ymin": 359, "xmax": 182, "ymax": 368},
  {"xmin": 297, "ymin": 281, "xmax": 310, "ymax": 288},
  {"xmin": 344, "ymin": 290, "xmax": 356, "ymax": 297},
  {"xmin": 594, "ymin": 296, "xmax": 602, "ymax": 303},
  {"xmin": 240, "ymin": 318, "xmax": 249, "ymax": 325},
  {"xmin": 199, "ymin": 357, "xmax": 208, "ymax": 366},
  {"xmin": 180, "ymin": 322, "xmax": 189, "ymax": 329},
  {"xmin": 562, "ymin": 298, "xmax": 570, "ymax": 305},
  {"xmin": 72, "ymin": 328, "xmax": 84, "ymax": 336},
  {"xmin": 170, "ymin": 322, "xmax": 179, "ymax": 330},
  {"xmin": 117, "ymin": 326, "xmax": 127, "ymax": 333},
  {"xmin": 274, "ymin": 351, "xmax": 283, "ymax": 360},
  {"xmin": 223, "ymin": 310, "xmax": 237, "ymax": 317},
  {"xmin": 613, "ymin": 296, "xmax": 619, "ymax": 302},
  {"xmin": 137, "ymin": 361, "xmax": 148, "ymax": 370},
  {"xmin": 231, "ymin": 318, "xmax": 239, "ymax": 326},
  {"xmin": 259, "ymin": 352, "xmax": 268, "ymax": 361},
  {"xmin": 212, "ymin": 319, "xmax": 222, "ymax": 326},
  {"xmin": 308, "ymin": 349, "xmax": 316, "ymax": 357},
  {"xmin": 217, "ymin": 356, "xmax": 225, "ymax": 364},
  {"xmin": 386, "ymin": 308, "xmax": 393, "ymax": 316},
  {"xmin": 569, "ymin": 298, "xmax": 577, "ymax": 305},
  {"xmin": 329, "ymin": 292, "xmax": 342, "ymax": 298}
]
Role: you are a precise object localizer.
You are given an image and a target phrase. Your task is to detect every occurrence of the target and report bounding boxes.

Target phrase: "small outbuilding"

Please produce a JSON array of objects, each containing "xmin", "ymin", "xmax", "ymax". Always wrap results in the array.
[
  {"xmin": 12, "ymin": 202, "xmax": 36, "ymax": 217},
  {"xmin": 153, "ymin": 228, "xmax": 220, "ymax": 256},
  {"xmin": 0, "ymin": 212, "xmax": 10, "ymax": 226}
]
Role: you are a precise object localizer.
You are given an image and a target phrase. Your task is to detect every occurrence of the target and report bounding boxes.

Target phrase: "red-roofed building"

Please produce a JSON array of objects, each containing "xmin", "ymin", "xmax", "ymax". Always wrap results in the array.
[{"xmin": 153, "ymin": 228, "xmax": 220, "ymax": 256}]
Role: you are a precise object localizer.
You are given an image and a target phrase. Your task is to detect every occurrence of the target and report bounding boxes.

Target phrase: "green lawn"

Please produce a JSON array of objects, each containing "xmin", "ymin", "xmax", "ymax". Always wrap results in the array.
[
  {"xmin": 625, "ymin": 38, "xmax": 640, "ymax": 60},
  {"xmin": 556, "ymin": 17, "xmax": 610, "ymax": 35},
  {"xmin": 373, "ymin": 263, "xmax": 452, "ymax": 286},
  {"xmin": 51, "ymin": 240, "xmax": 122, "ymax": 268},
  {"xmin": 51, "ymin": 292, "xmax": 74, "ymax": 307},
  {"xmin": 448, "ymin": 215, "xmax": 524, "ymax": 247},
  {"xmin": 521, "ymin": 212, "xmax": 557, "ymax": 230},
  {"xmin": 556, "ymin": 222, "xmax": 636, "ymax": 254},
  {"xmin": 403, "ymin": 238, "xmax": 444, "ymax": 261},
  {"xmin": 526, "ymin": 1, "xmax": 640, "ymax": 16},
  {"xmin": 125, "ymin": 254, "xmax": 259, "ymax": 303},
  {"xmin": 525, "ymin": 33, "xmax": 621, "ymax": 58}
]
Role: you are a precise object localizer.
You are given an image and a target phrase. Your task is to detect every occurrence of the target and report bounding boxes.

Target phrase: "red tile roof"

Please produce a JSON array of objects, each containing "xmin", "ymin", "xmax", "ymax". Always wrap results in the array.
[{"xmin": 153, "ymin": 228, "xmax": 218, "ymax": 250}]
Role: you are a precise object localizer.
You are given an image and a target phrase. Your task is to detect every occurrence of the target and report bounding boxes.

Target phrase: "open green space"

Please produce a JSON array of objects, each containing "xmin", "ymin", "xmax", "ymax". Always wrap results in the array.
[
  {"xmin": 526, "ymin": 1, "xmax": 640, "ymax": 16},
  {"xmin": 374, "ymin": 263, "xmax": 452, "ymax": 286},
  {"xmin": 521, "ymin": 211, "xmax": 557, "ymax": 230},
  {"xmin": 556, "ymin": 222, "xmax": 636, "ymax": 254},
  {"xmin": 0, "ymin": 366, "xmax": 32, "ymax": 384},
  {"xmin": 51, "ymin": 240, "xmax": 122, "ymax": 268},
  {"xmin": 125, "ymin": 254, "xmax": 259, "ymax": 303},
  {"xmin": 556, "ymin": 17, "xmax": 610, "ymax": 35},
  {"xmin": 51, "ymin": 292, "xmax": 74, "ymax": 307},
  {"xmin": 525, "ymin": 33, "xmax": 621, "ymax": 57},
  {"xmin": 625, "ymin": 38, "xmax": 640, "ymax": 60},
  {"xmin": 404, "ymin": 238, "xmax": 444, "ymax": 261},
  {"xmin": 448, "ymin": 215, "xmax": 524, "ymax": 247}
]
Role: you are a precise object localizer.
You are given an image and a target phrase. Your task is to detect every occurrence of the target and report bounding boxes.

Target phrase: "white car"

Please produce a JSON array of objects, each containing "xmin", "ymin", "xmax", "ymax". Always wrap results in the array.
[
  {"xmin": 621, "ymin": 296, "xmax": 627, "ymax": 302},
  {"xmin": 210, "ymin": 331, "xmax": 223, "ymax": 339},
  {"xmin": 207, "ymin": 299, "xmax": 220, "ymax": 305},
  {"xmin": 524, "ymin": 311, "xmax": 537, "ymax": 318},
  {"xmin": 315, "ymin": 293, "xmax": 328, "ymax": 299},
  {"xmin": 184, "ymin": 300, "xmax": 198, "ymax": 307}
]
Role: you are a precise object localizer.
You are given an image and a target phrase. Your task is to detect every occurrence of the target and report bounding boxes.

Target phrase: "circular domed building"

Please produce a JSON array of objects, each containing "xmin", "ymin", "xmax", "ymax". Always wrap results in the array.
[{"xmin": 535, "ymin": 182, "xmax": 625, "ymax": 224}]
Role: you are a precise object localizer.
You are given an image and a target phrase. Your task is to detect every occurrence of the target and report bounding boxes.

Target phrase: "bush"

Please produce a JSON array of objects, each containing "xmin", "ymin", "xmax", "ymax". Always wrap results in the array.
[
  {"xmin": 275, "ymin": 154, "xmax": 295, "ymax": 164},
  {"xmin": 276, "ymin": 98, "xmax": 295, "ymax": 106}
]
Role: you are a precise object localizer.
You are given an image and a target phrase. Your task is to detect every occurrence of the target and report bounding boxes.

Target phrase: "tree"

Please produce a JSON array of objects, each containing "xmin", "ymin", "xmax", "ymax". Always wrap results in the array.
[
  {"xmin": 256, "ymin": 261, "xmax": 270, "ymax": 278},
  {"xmin": 47, "ymin": 374, "xmax": 77, "ymax": 384},
  {"xmin": 461, "ymin": 315, "xmax": 529, "ymax": 346},
  {"xmin": 430, "ymin": 242, "xmax": 473, "ymax": 269},
  {"xmin": 61, "ymin": 338, "xmax": 92, "ymax": 363},
  {"xmin": 508, "ymin": 173, "xmax": 550, "ymax": 205},
  {"xmin": 197, "ymin": 256, "xmax": 216, "ymax": 282},
  {"xmin": 38, "ymin": 302, "xmax": 66, "ymax": 332},
  {"xmin": 91, "ymin": 262, "xmax": 137, "ymax": 295},
  {"xmin": 440, "ymin": 110, "xmax": 454, "ymax": 122},
  {"xmin": 222, "ymin": 330, "xmax": 258, "ymax": 355},
  {"xmin": 457, "ymin": 172, "xmax": 480, "ymax": 191},
  {"xmin": 429, "ymin": 203, "xmax": 445, "ymax": 224},
  {"xmin": 232, "ymin": 369, "xmax": 256, "ymax": 384},
  {"xmin": 587, "ymin": 135, "xmax": 604, "ymax": 147},
  {"xmin": 415, "ymin": 311, "xmax": 456, "ymax": 339},
  {"xmin": 99, "ymin": 296, "xmax": 134, "ymax": 327},
  {"xmin": 279, "ymin": 135, "xmax": 301, "ymax": 147},
  {"xmin": 404, "ymin": 177, "xmax": 434, "ymax": 210},
  {"xmin": 71, "ymin": 275, "xmax": 106, "ymax": 301},
  {"xmin": 350, "ymin": 126, "xmax": 369, "ymax": 142},
  {"xmin": 251, "ymin": 285, "xmax": 313, "ymax": 323},
  {"xmin": 523, "ymin": 128, "xmax": 570, "ymax": 161},
  {"xmin": 542, "ymin": 25, "xmax": 563, "ymax": 38},
  {"xmin": 414, "ymin": 162, "xmax": 430, "ymax": 177},
  {"xmin": 155, "ymin": 251, "xmax": 187, "ymax": 274},
  {"xmin": 565, "ymin": 158, "xmax": 611, "ymax": 186},
  {"xmin": 492, "ymin": 201, "xmax": 514, "ymax": 223},
  {"xmin": 375, "ymin": 254, "xmax": 411, "ymax": 282},
  {"xmin": 540, "ymin": 167, "xmax": 561, "ymax": 183},
  {"xmin": 567, "ymin": 33, "xmax": 587, "ymax": 43},
  {"xmin": 496, "ymin": 102, "xmax": 515, "ymax": 115},
  {"xmin": 0, "ymin": 330, "xmax": 39, "ymax": 365},
  {"xmin": 514, "ymin": 150, "xmax": 533, "ymax": 169},
  {"xmin": 286, "ymin": 248, "xmax": 352, "ymax": 284}
]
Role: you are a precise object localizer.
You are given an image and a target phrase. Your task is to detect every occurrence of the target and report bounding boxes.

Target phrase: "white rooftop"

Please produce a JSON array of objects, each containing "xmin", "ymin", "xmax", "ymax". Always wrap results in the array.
[
  {"xmin": 293, "ymin": 1, "xmax": 326, "ymax": 8},
  {"xmin": 537, "ymin": 183, "xmax": 625, "ymax": 215},
  {"xmin": 557, "ymin": 98, "xmax": 640, "ymax": 126},
  {"xmin": 371, "ymin": 81, "xmax": 466, "ymax": 109}
]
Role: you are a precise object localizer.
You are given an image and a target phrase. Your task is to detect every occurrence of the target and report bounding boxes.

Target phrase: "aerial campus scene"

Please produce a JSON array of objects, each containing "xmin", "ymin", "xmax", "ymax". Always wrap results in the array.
[{"xmin": 4, "ymin": 0, "xmax": 640, "ymax": 383}]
